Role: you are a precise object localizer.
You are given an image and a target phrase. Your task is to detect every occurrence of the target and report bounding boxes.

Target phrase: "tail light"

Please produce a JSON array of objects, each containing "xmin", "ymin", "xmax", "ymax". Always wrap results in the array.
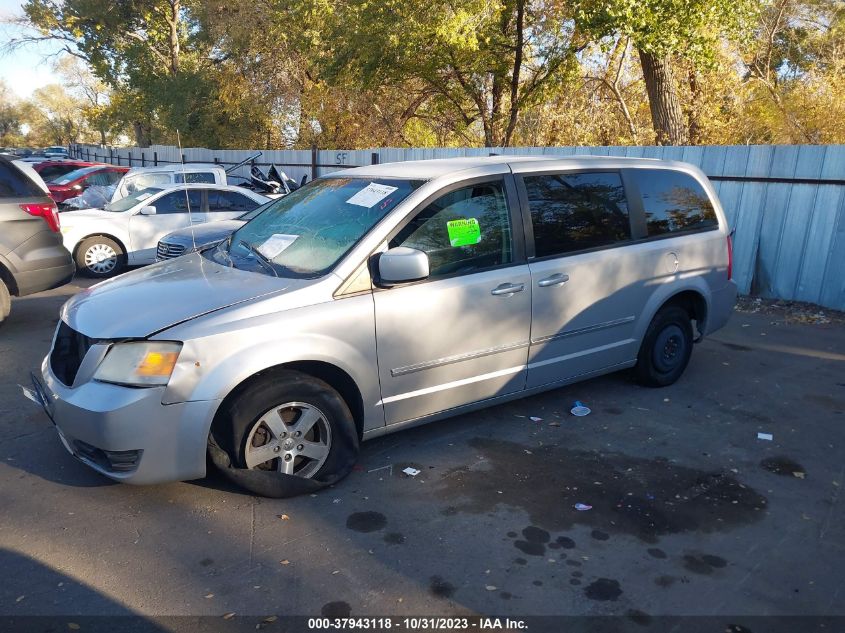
[
  {"xmin": 21, "ymin": 202, "xmax": 61, "ymax": 233},
  {"xmin": 726, "ymin": 233, "xmax": 733, "ymax": 280}
]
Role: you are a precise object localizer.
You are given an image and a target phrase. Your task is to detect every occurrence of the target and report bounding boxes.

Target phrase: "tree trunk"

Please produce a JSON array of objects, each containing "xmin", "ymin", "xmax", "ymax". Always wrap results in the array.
[
  {"xmin": 133, "ymin": 121, "xmax": 151, "ymax": 148},
  {"xmin": 167, "ymin": 0, "xmax": 181, "ymax": 75},
  {"xmin": 687, "ymin": 69, "xmax": 703, "ymax": 145},
  {"xmin": 638, "ymin": 49, "xmax": 688, "ymax": 145}
]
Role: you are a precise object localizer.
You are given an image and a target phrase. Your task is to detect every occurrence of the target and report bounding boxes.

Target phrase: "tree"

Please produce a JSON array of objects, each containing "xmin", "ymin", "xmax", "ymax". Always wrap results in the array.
[
  {"xmin": 577, "ymin": 0, "xmax": 757, "ymax": 144},
  {"xmin": 325, "ymin": 0, "xmax": 582, "ymax": 147}
]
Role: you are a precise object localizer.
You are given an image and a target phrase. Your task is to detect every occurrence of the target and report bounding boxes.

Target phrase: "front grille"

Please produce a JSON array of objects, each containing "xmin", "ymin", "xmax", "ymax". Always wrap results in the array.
[
  {"xmin": 50, "ymin": 322, "xmax": 93, "ymax": 386},
  {"xmin": 156, "ymin": 241, "xmax": 186, "ymax": 260}
]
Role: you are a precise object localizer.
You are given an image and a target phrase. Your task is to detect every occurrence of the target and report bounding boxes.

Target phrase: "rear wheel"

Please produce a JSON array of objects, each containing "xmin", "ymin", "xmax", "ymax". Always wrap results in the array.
[
  {"xmin": 634, "ymin": 305, "xmax": 694, "ymax": 387},
  {"xmin": 214, "ymin": 370, "xmax": 359, "ymax": 496},
  {"xmin": 0, "ymin": 278, "xmax": 10, "ymax": 327},
  {"xmin": 76, "ymin": 236, "xmax": 126, "ymax": 278}
]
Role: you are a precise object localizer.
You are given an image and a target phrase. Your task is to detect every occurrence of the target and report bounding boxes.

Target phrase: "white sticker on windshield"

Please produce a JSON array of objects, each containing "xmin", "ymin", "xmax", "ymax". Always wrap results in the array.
[
  {"xmin": 258, "ymin": 234, "xmax": 298, "ymax": 259},
  {"xmin": 345, "ymin": 183, "xmax": 398, "ymax": 208}
]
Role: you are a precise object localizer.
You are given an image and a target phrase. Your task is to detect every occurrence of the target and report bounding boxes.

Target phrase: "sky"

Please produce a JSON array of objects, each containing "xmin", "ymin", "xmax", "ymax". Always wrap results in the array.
[{"xmin": 0, "ymin": 0, "xmax": 64, "ymax": 98}]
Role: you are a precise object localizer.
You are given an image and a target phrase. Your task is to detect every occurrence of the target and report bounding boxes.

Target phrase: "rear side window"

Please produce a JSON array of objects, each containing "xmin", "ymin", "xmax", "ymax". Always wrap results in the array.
[
  {"xmin": 524, "ymin": 171, "xmax": 631, "ymax": 257},
  {"xmin": 390, "ymin": 180, "xmax": 513, "ymax": 278},
  {"xmin": 630, "ymin": 169, "xmax": 718, "ymax": 236},
  {"xmin": 0, "ymin": 161, "xmax": 44, "ymax": 197},
  {"xmin": 208, "ymin": 190, "xmax": 260, "ymax": 213},
  {"xmin": 175, "ymin": 172, "xmax": 215, "ymax": 184}
]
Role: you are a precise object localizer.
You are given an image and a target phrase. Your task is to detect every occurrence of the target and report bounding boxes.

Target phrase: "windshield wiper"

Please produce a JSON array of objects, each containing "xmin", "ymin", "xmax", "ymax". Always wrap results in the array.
[{"xmin": 237, "ymin": 239, "xmax": 279, "ymax": 277}]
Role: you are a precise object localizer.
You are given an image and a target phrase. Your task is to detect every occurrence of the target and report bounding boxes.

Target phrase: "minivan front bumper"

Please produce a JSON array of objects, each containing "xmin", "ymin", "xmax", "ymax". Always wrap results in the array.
[{"xmin": 37, "ymin": 356, "xmax": 220, "ymax": 485}]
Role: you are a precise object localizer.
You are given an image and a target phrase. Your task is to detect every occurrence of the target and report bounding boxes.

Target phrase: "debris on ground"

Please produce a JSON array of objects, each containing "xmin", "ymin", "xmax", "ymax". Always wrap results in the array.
[
  {"xmin": 757, "ymin": 432, "xmax": 773, "ymax": 441},
  {"xmin": 530, "ymin": 416, "xmax": 543, "ymax": 422},
  {"xmin": 735, "ymin": 296, "xmax": 844, "ymax": 325},
  {"xmin": 280, "ymin": 560, "xmax": 290, "ymax": 565},
  {"xmin": 277, "ymin": 514, "xmax": 290, "ymax": 521},
  {"xmin": 223, "ymin": 612, "xmax": 236, "ymax": 620},
  {"xmin": 570, "ymin": 401, "xmax": 591, "ymax": 416},
  {"xmin": 485, "ymin": 585, "xmax": 497, "ymax": 591},
  {"xmin": 574, "ymin": 503, "xmax": 593, "ymax": 511},
  {"xmin": 402, "ymin": 467, "xmax": 421, "ymax": 476}
]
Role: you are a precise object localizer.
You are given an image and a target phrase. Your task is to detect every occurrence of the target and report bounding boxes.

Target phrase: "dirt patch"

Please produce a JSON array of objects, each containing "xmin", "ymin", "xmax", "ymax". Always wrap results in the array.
[{"xmin": 437, "ymin": 438, "xmax": 767, "ymax": 543}]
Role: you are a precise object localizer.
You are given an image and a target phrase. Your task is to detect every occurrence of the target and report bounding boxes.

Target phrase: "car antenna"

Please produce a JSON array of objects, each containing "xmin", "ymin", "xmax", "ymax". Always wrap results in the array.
[{"xmin": 176, "ymin": 130, "xmax": 197, "ymax": 254}]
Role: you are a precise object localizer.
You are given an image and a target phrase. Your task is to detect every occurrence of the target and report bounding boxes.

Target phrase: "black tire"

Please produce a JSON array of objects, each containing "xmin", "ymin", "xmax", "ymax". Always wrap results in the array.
[
  {"xmin": 634, "ymin": 305, "xmax": 694, "ymax": 387},
  {"xmin": 213, "ymin": 370, "xmax": 359, "ymax": 496},
  {"xmin": 0, "ymin": 278, "xmax": 10, "ymax": 327},
  {"xmin": 75, "ymin": 236, "xmax": 126, "ymax": 278}
]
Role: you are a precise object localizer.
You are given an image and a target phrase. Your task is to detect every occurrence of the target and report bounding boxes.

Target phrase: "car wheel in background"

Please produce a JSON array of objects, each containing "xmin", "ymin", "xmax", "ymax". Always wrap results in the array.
[
  {"xmin": 0, "ymin": 278, "xmax": 10, "ymax": 326},
  {"xmin": 76, "ymin": 236, "xmax": 126, "ymax": 278},
  {"xmin": 634, "ymin": 305, "xmax": 694, "ymax": 387},
  {"xmin": 214, "ymin": 370, "xmax": 359, "ymax": 496}
]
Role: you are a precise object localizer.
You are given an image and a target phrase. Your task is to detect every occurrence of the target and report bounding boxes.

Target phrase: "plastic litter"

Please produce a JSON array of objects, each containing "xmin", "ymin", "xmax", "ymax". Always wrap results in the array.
[
  {"xmin": 570, "ymin": 401, "xmax": 591, "ymax": 416},
  {"xmin": 402, "ymin": 467, "xmax": 421, "ymax": 476},
  {"xmin": 574, "ymin": 503, "xmax": 593, "ymax": 511},
  {"xmin": 757, "ymin": 432, "xmax": 773, "ymax": 441},
  {"xmin": 530, "ymin": 416, "xmax": 543, "ymax": 422}
]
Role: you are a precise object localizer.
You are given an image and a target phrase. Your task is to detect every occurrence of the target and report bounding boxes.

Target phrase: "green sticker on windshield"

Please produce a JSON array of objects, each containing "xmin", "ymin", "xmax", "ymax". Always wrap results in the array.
[{"xmin": 446, "ymin": 218, "xmax": 481, "ymax": 247}]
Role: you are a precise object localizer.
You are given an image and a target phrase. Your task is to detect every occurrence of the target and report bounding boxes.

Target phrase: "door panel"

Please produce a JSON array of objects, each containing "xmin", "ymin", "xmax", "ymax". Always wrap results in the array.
[
  {"xmin": 374, "ymin": 177, "xmax": 531, "ymax": 424},
  {"xmin": 521, "ymin": 171, "xmax": 641, "ymax": 388},
  {"xmin": 375, "ymin": 267, "xmax": 531, "ymax": 423}
]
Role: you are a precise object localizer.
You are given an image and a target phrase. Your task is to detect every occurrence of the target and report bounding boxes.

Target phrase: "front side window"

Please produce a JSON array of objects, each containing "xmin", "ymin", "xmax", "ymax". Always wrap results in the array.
[
  {"xmin": 220, "ymin": 177, "xmax": 423, "ymax": 278},
  {"xmin": 631, "ymin": 169, "xmax": 718, "ymax": 236},
  {"xmin": 152, "ymin": 190, "xmax": 201, "ymax": 215},
  {"xmin": 525, "ymin": 171, "xmax": 631, "ymax": 257},
  {"xmin": 390, "ymin": 181, "xmax": 512, "ymax": 278}
]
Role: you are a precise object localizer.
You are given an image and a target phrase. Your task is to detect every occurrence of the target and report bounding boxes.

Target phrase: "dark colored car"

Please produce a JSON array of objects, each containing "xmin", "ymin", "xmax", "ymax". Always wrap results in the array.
[
  {"xmin": 34, "ymin": 160, "xmax": 101, "ymax": 184},
  {"xmin": 48, "ymin": 165, "xmax": 129, "ymax": 204},
  {"xmin": 155, "ymin": 199, "xmax": 275, "ymax": 261},
  {"xmin": 0, "ymin": 156, "xmax": 75, "ymax": 326}
]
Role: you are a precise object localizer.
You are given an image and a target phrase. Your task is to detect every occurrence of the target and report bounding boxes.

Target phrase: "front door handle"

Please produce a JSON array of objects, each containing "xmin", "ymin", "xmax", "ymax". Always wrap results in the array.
[
  {"xmin": 538, "ymin": 273, "xmax": 570, "ymax": 287},
  {"xmin": 491, "ymin": 282, "xmax": 525, "ymax": 297}
]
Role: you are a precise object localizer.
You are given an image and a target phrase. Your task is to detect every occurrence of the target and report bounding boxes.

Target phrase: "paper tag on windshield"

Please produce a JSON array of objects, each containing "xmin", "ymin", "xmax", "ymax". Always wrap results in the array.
[
  {"xmin": 345, "ymin": 183, "xmax": 398, "ymax": 208},
  {"xmin": 258, "ymin": 234, "xmax": 298, "ymax": 259},
  {"xmin": 446, "ymin": 218, "xmax": 482, "ymax": 247}
]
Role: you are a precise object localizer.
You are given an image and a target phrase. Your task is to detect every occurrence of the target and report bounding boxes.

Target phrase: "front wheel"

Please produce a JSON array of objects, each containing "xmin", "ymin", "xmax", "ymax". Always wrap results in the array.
[
  {"xmin": 213, "ymin": 370, "xmax": 359, "ymax": 496},
  {"xmin": 76, "ymin": 236, "xmax": 126, "ymax": 278},
  {"xmin": 634, "ymin": 305, "xmax": 694, "ymax": 387}
]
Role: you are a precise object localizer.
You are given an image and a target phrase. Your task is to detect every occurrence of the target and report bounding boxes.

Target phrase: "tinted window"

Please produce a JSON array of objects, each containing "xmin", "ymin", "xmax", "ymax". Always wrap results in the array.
[
  {"xmin": 524, "ymin": 172, "xmax": 630, "ymax": 257},
  {"xmin": 175, "ymin": 172, "xmax": 215, "ymax": 184},
  {"xmin": 631, "ymin": 169, "xmax": 718, "ymax": 236},
  {"xmin": 85, "ymin": 170, "xmax": 121, "ymax": 187},
  {"xmin": 390, "ymin": 181, "xmax": 512, "ymax": 278},
  {"xmin": 208, "ymin": 190, "xmax": 260, "ymax": 213},
  {"xmin": 38, "ymin": 165, "xmax": 77, "ymax": 181},
  {"xmin": 0, "ymin": 161, "xmax": 44, "ymax": 197},
  {"xmin": 153, "ymin": 190, "xmax": 201, "ymax": 214}
]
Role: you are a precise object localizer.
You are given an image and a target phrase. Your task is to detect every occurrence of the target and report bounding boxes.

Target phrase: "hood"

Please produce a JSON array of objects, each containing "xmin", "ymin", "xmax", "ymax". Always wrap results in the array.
[
  {"xmin": 162, "ymin": 220, "xmax": 244, "ymax": 246},
  {"xmin": 62, "ymin": 253, "xmax": 306, "ymax": 338}
]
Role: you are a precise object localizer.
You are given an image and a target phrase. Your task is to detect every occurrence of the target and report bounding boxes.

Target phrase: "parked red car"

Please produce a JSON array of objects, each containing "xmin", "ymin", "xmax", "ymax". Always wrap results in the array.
[
  {"xmin": 34, "ymin": 160, "xmax": 101, "ymax": 183},
  {"xmin": 47, "ymin": 165, "xmax": 129, "ymax": 204}
]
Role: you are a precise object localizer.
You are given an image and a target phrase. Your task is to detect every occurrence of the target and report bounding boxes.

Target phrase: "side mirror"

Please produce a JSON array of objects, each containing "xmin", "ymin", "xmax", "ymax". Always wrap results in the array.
[
  {"xmin": 377, "ymin": 247, "xmax": 429, "ymax": 285},
  {"xmin": 138, "ymin": 205, "xmax": 157, "ymax": 216}
]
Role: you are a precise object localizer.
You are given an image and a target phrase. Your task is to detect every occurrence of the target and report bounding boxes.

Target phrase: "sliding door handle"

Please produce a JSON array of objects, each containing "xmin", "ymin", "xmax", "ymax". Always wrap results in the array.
[{"xmin": 538, "ymin": 273, "xmax": 569, "ymax": 288}]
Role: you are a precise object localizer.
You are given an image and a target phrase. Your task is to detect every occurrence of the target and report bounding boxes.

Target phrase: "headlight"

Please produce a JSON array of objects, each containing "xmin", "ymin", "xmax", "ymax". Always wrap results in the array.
[{"xmin": 94, "ymin": 342, "xmax": 182, "ymax": 387}]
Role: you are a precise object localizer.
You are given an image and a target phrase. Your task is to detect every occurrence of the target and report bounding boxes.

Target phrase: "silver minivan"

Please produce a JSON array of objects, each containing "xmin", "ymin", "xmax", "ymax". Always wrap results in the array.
[{"xmin": 33, "ymin": 156, "xmax": 736, "ymax": 496}]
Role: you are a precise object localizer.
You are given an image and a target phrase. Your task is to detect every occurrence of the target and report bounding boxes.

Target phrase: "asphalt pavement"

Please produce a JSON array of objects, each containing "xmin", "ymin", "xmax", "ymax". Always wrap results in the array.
[{"xmin": 0, "ymin": 278, "xmax": 843, "ymax": 627}]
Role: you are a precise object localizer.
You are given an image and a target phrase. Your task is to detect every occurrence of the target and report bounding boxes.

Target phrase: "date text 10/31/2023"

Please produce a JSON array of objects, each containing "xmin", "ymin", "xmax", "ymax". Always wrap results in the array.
[{"xmin": 307, "ymin": 617, "xmax": 528, "ymax": 630}]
